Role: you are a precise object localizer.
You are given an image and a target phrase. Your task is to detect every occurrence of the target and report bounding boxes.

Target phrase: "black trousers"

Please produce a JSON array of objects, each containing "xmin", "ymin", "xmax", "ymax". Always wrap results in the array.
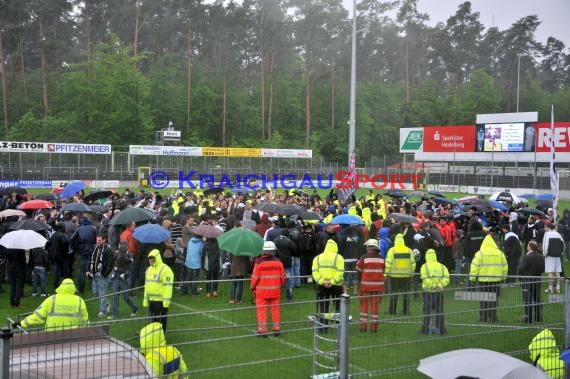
[
  {"xmin": 478, "ymin": 282, "xmax": 500, "ymax": 323},
  {"xmin": 316, "ymin": 284, "xmax": 342, "ymax": 326},
  {"xmin": 148, "ymin": 300, "xmax": 169, "ymax": 331},
  {"xmin": 522, "ymin": 280, "xmax": 542, "ymax": 323},
  {"xmin": 421, "ymin": 292, "xmax": 444, "ymax": 334},
  {"xmin": 388, "ymin": 277, "xmax": 411, "ymax": 315}
]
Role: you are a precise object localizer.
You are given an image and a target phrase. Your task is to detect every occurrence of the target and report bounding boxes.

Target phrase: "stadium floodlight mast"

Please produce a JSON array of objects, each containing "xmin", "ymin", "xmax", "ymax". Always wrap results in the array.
[{"xmin": 347, "ymin": 0, "xmax": 356, "ymax": 175}]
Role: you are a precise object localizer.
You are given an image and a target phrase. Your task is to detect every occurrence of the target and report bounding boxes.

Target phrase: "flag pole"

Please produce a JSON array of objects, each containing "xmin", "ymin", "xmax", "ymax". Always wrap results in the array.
[
  {"xmin": 550, "ymin": 104, "xmax": 559, "ymax": 223},
  {"xmin": 348, "ymin": 0, "xmax": 356, "ymax": 189}
]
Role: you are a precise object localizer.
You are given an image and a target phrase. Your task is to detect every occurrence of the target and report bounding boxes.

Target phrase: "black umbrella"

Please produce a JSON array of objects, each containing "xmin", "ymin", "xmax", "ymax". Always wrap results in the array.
[
  {"xmin": 254, "ymin": 202, "xmax": 279, "ymax": 213},
  {"xmin": 35, "ymin": 193, "xmax": 56, "ymax": 201},
  {"xmin": 277, "ymin": 204, "xmax": 306, "ymax": 216},
  {"xmin": 408, "ymin": 191, "xmax": 426, "ymax": 198},
  {"xmin": 9, "ymin": 219, "xmax": 52, "ymax": 232},
  {"xmin": 60, "ymin": 202, "xmax": 92, "ymax": 213},
  {"xmin": 516, "ymin": 207, "xmax": 546, "ymax": 217},
  {"xmin": 495, "ymin": 192, "xmax": 514, "ymax": 202},
  {"xmin": 388, "ymin": 213, "xmax": 419, "ymax": 224},
  {"xmin": 109, "ymin": 207, "xmax": 155, "ymax": 225},
  {"xmin": 89, "ymin": 204, "xmax": 110, "ymax": 213},
  {"xmin": 432, "ymin": 197, "xmax": 452, "ymax": 204},
  {"xmin": 428, "ymin": 190, "xmax": 446, "ymax": 198},
  {"xmin": 203, "ymin": 187, "xmax": 225, "ymax": 196},
  {"xmin": 0, "ymin": 186, "xmax": 27, "ymax": 196},
  {"xmin": 384, "ymin": 189, "xmax": 406, "ymax": 198},
  {"xmin": 535, "ymin": 199, "xmax": 553, "ymax": 209},
  {"xmin": 297, "ymin": 209, "xmax": 322, "ymax": 221},
  {"xmin": 83, "ymin": 190, "xmax": 114, "ymax": 203}
]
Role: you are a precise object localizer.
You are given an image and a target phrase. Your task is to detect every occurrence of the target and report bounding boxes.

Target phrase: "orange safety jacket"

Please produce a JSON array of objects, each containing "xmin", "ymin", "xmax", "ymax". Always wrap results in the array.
[
  {"xmin": 251, "ymin": 254, "xmax": 285, "ymax": 299},
  {"xmin": 356, "ymin": 250, "xmax": 385, "ymax": 292}
]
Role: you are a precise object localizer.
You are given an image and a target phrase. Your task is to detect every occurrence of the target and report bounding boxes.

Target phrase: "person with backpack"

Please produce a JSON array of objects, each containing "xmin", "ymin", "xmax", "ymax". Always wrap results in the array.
[{"xmin": 542, "ymin": 223, "xmax": 565, "ymax": 294}]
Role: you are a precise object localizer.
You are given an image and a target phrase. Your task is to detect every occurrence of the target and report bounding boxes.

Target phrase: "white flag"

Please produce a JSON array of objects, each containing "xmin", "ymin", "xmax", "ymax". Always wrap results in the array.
[{"xmin": 549, "ymin": 105, "xmax": 558, "ymax": 223}]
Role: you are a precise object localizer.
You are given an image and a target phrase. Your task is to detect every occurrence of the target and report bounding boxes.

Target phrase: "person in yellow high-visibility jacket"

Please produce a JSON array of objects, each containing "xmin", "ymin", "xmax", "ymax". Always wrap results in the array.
[
  {"xmin": 144, "ymin": 250, "xmax": 174, "ymax": 331},
  {"xmin": 469, "ymin": 234, "xmax": 507, "ymax": 323},
  {"xmin": 529, "ymin": 329, "xmax": 564, "ymax": 379},
  {"xmin": 16, "ymin": 278, "xmax": 89, "ymax": 331},
  {"xmin": 140, "ymin": 322, "xmax": 187, "ymax": 378},
  {"xmin": 312, "ymin": 239, "xmax": 344, "ymax": 333},
  {"xmin": 385, "ymin": 233, "xmax": 415, "ymax": 315}
]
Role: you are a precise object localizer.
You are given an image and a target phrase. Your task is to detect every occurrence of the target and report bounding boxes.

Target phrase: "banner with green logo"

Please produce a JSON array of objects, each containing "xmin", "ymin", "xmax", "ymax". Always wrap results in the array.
[{"xmin": 399, "ymin": 128, "xmax": 423, "ymax": 152}]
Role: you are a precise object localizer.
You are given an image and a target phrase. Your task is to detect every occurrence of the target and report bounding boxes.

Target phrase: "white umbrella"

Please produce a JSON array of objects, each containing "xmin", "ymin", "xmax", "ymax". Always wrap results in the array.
[
  {"xmin": 0, "ymin": 209, "xmax": 26, "ymax": 219},
  {"xmin": 0, "ymin": 230, "xmax": 48, "ymax": 250},
  {"xmin": 418, "ymin": 348, "xmax": 550, "ymax": 379},
  {"xmin": 489, "ymin": 191, "xmax": 523, "ymax": 204}
]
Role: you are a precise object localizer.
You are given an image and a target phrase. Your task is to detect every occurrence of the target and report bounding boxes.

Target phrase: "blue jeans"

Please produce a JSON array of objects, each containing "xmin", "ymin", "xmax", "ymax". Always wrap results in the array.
[
  {"xmin": 111, "ymin": 273, "xmax": 138, "ymax": 317},
  {"xmin": 230, "ymin": 276, "xmax": 244, "ymax": 302},
  {"xmin": 453, "ymin": 258, "xmax": 463, "ymax": 284},
  {"xmin": 32, "ymin": 268, "xmax": 47, "ymax": 294},
  {"xmin": 291, "ymin": 257, "xmax": 301, "ymax": 287},
  {"xmin": 92, "ymin": 274, "xmax": 110, "ymax": 313}
]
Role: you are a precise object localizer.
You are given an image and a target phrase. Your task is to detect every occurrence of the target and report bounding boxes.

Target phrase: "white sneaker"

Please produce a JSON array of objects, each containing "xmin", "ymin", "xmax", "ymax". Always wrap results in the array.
[
  {"xmin": 31, "ymin": 293, "xmax": 38, "ymax": 297},
  {"xmin": 130, "ymin": 311, "xmax": 138, "ymax": 317},
  {"xmin": 545, "ymin": 288, "xmax": 553, "ymax": 293},
  {"xmin": 97, "ymin": 312, "xmax": 107, "ymax": 318}
]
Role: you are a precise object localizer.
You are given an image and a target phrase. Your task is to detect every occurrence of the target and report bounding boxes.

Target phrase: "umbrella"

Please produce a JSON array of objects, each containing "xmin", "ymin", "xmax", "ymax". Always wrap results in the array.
[
  {"xmin": 60, "ymin": 202, "xmax": 92, "ymax": 213},
  {"xmin": 191, "ymin": 225, "xmax": 223, "ymax": 239},
  {"xmin": 428, "ymin": 190, "xmax": 446, "ymax": 198},
  {"xmin": 109, "ymin": 207, "xmax": 155, "ymax": 225},
  {"xmin": 329, "ymin": 214, "xmax": 364, "ymax": 225},
  {"xmin": 536, "ymin": 193, "xmax": 553, "ymax": 201},
  {"xmin": 83, "ymin": 190, "xmax": 114, "ymax": 203},
  {"xmin": 408, "ymin": 191, "xmax": 426, "ymax": 198},
  {"xmin": 298, "ymin": 209, "xmax": 322, "ymax": 221},
  {"xmin": 203, "ymin": 187, "xmax": 225, "ymax": 196},
  {"xmin": 60, "ymin": 181, "xmax": 85, "ymax": 198},
  {"xmin": 384, "ymin": 189, "xmax": 406, "ymax": 198},
  {"xmin": 560, "ymin": 349, "xmax": 570, "ymax": 363},
  {"xmin": 254, "ymin": 202, "xmax": 279, "ymax": 213},
  {"xmin": 0, "ymin": 230, "xmax": 48, "ymax": 250},
  {"xmin": 217, "ymin": 227, "xmax": 263, "ymax": 257},
  {"xmin": 388, "ymin": 213, "xmax": 418, "ymax": 224},
  {"xmin": 277, "ymin": 204, "xmax": 306, "ymax": 216},
  {"xmin": 456, "ymin": 195, "xmax": 478, "ymax": 203},
  {"xmin": 490, "ymin": 191, "xmax": 522, "ymax": 204},
  {"xmin": 432, "ymin": 197, "xmax": 452, "ymax": 204},
  {"xmin": 89, "ymin": 204, "xmax": 110, "ymax": 213},
  {"xmin": 0, "ymin": 209, "xmax": 26, "ymax": 219},
  {"xmin": 0, "ymin": 186, "xmax": 27, "ymax": 196},
  {"xmin": 519, "ymin": 193, "xmax": 537, "ymax": 200},
  {"xmin": 9, "ymin": 219, "xmax": 52, "ymax": 232},
  {"xmin": 489, "ymin": 200, "xmax": 508, "ymax": 211},
  {"xmin": 417, "ymin": 348, "xmax": 550, "ymax": 379},
  {"xmin": 133, "ymin": 223, "xmax": 171, "ymax": 244},
  {"xmin": 35, "ymin": 193, "xmax": 56, "ymax": 201},
  {"xmin": 517, "ymin": 207, "xmax": 546, "ymax": 217},
  {"xmin": 51, "ymin": 187, "xmax": 64, "ymax": 194},
  {"xmin": 18, "ymin": 199, "xmax": 54, "ymax": 210},
  {"xmin": 536, "ymin": 199, "xmax": 553, "ymax": 209}
]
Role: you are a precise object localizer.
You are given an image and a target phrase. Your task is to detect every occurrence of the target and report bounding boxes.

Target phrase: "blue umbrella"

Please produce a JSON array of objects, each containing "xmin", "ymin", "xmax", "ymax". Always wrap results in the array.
[
  {"xmin": 489, "ymin": 200, "xmax": 508, "ymax": 211},
  {"xmin": 329, "ymin": 214, "xmax": 364, "ymax": 225},
  {"xmin": 519, "ymin": 193, "xmax": 537, "ymax": 200},
  {"xmin": 60, "ymin": 181, "xmax": 85, "ymax": 198},
  {"xmin": 536, "ymin": 193, "xmax": 553, "ymax": 201},
  {"xmin": 133, "ymin": 223, "xmax": 171, "ymax": 244},
  {"xmin": 560, "ymin": 349, "xmax": 570, "ymax": 363}
]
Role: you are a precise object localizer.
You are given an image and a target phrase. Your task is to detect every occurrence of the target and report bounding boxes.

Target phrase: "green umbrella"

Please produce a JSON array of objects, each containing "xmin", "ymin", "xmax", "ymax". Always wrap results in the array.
[
  {"xmin": 217, "ymin": 227, "xmax": 263, "ymax": 257},
  {"xmin": 109, "ymin": 207, "xmax": 155, "ymax": 225}
]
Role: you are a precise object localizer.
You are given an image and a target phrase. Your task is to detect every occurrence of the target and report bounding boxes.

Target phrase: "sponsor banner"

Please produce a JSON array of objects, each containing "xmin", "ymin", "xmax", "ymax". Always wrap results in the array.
[
  {"xmin": 129, "ymin": 145, "xmax": 202, "ymax": 156},
  {"xmin": 261, "ymin": 149, "xmax": 312, "ymax": 158},
  {"xmin": 202, "ymin": 147, "xmax": 261, "ymax": 157},
  {"xmin": 0, "ymin": 180, "xmax": 52, "ymax": 188},
  {"xmin": 426, "ymin": 184, "xmax": 468, "ymax": 193},
  {"xmin": 46, "ymin": 143, "xmax": 111, "ymax": 154},
  {"xmin": 399, "ymin": 128, "xmax": 423, "ymax": 152},
  {"xmin": 83, "ymin": 180, "xmax": 120, "ymax": 189},
  {"xmin": 534, "ymin": 122, "xmax": 570, "ymax": 153},
  {"xmin": 0, "ymin": 141, "xmax": 45, "ymax": 153},
  {"xmin": 423, "ymin": 126, "xmax": 476, "ymax": 153}
]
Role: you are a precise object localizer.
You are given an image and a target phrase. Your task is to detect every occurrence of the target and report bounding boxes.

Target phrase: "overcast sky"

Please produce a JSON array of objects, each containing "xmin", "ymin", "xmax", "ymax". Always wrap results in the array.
[{"xmin": 342, "ymin": 0, "xmax": 570, "ymax": 47}]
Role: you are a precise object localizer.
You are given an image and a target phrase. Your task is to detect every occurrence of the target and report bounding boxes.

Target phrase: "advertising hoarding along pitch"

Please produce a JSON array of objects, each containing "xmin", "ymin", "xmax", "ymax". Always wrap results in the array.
[
  {"xmin": 399, "ymin": 128, "xmax": 423, "ymax": 153},
  {"xmin": 422, "ymin": 126, "xmax": 476, "ymax": 152},
  {"xmin": 0, "ymin": 142, "xmax": 111, "ymax": 154},
  {"xmin": 534, "ymin": 122, "xmax": 570, "ymax": 153}
]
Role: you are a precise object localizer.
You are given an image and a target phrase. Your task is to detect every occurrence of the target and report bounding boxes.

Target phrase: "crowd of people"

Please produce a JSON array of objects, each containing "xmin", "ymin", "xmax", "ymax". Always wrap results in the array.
[{"xmin": 1, "ymin": 186, "xmax": 568, "ymax": 334}]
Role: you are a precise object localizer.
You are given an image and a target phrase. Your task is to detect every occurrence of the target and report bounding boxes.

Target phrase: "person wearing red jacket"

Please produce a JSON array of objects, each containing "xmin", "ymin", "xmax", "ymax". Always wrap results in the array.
[
  {"xmin": 357, "ymin": 239, "xmax": 385, "ymax": 333},
  {"xmin": 251, "ymin": 241, "xmax": 286, "ymax": 337}
]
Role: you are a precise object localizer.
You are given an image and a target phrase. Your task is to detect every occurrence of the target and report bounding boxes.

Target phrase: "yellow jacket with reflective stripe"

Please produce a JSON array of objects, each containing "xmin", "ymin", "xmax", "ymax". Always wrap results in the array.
[
  {"xmin": 469, "ymin": 235, "xmax": 508, "ymax": 282},
  {"xmin": 21, "ymin": 279, "xmax": 89, "ymax": 331},
  {"xmin": 312, "ymin": 240, "xmax": 344, "ymax": 285},
  {"xmin": 529, "ymin": 329, "xmax": 564, "ymax": 379},
  {"xmin": 140, "ymin": 322, "xmax": 187, "ymax": 378},
  {"xmin": 420, "ymin": 249, "xmax": 449, "ymax": 291},
  {"xmin": 144, "ymin": 250, "xmax": 174, "ymax": 307},
  {"xmin": 385, "ymin": 234, "xmax": 415, "ymax": 278}
]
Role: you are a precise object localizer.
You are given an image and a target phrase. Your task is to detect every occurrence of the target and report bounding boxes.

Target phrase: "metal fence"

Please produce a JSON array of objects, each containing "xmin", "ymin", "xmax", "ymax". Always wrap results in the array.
[{"xmin": 5, "ymin": 275, "xmax": 567, "ymax": 378}]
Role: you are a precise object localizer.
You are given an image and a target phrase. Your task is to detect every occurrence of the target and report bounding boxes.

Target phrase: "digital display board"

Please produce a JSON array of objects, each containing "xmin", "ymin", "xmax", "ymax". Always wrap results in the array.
[{"xmin": 475, "ymin": 123, "xmax": 535, "ymax": 152}]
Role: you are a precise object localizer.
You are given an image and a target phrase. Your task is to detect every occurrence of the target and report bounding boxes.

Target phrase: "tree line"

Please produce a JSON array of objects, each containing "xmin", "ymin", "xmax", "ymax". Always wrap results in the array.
[{"xmin": 0, "ymin": 0, "xmax": 568, "ymax": 164}]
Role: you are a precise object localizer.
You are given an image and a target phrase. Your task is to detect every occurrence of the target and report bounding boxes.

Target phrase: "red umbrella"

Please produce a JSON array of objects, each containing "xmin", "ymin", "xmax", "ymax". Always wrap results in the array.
[
  {"xmin": 51, "ymin": 187, "xmax": 64, "ymax": 194},
  {"xmin": 18, "ymin": 199, "xmax": 55, "ymax": 210}
]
